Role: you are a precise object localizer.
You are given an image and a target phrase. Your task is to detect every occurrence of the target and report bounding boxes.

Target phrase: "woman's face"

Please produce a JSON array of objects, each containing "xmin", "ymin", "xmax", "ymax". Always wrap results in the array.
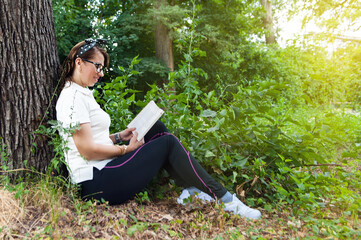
[{"xmin": 76, "ymin": 51, "xmax": 105, "ymax": 87}]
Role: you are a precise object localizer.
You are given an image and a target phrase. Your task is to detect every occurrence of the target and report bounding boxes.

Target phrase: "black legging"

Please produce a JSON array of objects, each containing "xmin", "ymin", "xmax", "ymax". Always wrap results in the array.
[{"xmin": 80, "ymin": 121, "xmax": 227, "ymax": 205}]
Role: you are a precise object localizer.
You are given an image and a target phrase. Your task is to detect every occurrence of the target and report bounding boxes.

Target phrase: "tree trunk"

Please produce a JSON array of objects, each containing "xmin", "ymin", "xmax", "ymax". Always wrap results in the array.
[
  {"xmin": 0, "ymin": 0, "xmax": 59, "ymax": 173},
  {"xmin": 260, "ymin": 0, "xmax": 276, "ymax": 44},
  {"xmin": 155, "ymin": 22, "xmax": 174, "ymax": 72},
  {"xmin": 154, "ymin": 0, "xmax": 174, "ymax": 82}
]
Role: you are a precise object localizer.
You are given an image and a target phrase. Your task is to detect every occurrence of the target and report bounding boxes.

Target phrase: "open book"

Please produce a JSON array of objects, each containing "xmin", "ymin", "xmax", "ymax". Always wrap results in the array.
[{"xmin": 127, "ymin": 101, "xmax": 164, "ymax": 141}]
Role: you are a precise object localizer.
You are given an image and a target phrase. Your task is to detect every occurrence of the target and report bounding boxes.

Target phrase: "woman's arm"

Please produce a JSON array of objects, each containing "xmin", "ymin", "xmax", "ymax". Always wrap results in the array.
[{"xmin": 73, "ymin": 123, "xmax": 144, "ymax": 160}]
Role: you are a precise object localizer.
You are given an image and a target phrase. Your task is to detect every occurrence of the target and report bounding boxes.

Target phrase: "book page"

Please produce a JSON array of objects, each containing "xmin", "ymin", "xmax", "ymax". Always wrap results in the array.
[{"xmin": 127, "ymin": 101, "xmax": 164, "ymax": 141}]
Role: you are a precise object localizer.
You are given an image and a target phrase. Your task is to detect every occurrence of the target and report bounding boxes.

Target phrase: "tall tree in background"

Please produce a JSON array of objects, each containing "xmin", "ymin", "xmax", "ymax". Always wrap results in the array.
[
  {"xmin": 0, "ymin": 0, "xmax": 59, "ymax": 172},
  {"xmin": 261, "ymin": 0, "xmax": 276, "ymax": 44},
  {"xmin": 154, "ymin": 0, "xmax": 174, "ymax": 74}
]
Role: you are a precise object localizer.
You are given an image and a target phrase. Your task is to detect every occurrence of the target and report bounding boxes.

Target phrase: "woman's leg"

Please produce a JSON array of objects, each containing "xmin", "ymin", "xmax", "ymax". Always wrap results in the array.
[
  {"xmin": 145, "ymin": 121, "xmax": 226, "ymax": 198},
  {"xmin": 80, "ymin": 136, "xmax": 169, "ymax": 205},
  {"xmin": 160, "ymin": 134, "xmax": 227, "ymax": 199},
  {"xmin": 80, "ymin": 134, "xmax": 226, "ymax": 204}
]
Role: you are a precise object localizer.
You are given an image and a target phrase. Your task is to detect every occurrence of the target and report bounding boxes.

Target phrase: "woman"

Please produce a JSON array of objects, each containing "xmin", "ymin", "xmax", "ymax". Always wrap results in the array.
[{"xmin": 56, "ymin": 39, "xmax": 261, "ymax": 219}]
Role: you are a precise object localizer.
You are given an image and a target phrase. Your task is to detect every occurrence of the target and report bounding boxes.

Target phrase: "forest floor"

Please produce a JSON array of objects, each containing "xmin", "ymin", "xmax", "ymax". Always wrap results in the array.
[{"xmin": 1, "ymin": 184, "xmax": 359, "ymax": 240}]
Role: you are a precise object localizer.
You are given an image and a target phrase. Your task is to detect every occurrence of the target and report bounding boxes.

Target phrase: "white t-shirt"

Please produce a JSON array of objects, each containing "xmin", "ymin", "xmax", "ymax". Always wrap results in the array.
[{"xmin": 56, "ymin": 81, "xmax": 113, "ymax": 183}]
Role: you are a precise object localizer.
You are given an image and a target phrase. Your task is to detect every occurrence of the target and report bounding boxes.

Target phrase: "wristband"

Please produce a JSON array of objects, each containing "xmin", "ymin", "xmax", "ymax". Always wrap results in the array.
[{"xmin": 114, "ymin": 132, "xmax": 121, "ymax": 144}]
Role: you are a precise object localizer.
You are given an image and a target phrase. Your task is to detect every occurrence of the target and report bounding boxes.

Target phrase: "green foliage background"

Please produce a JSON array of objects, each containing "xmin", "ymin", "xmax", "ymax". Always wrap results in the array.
[{"xmin": 50, "ymin": 0, "xmax": 361, "ymax": 219}]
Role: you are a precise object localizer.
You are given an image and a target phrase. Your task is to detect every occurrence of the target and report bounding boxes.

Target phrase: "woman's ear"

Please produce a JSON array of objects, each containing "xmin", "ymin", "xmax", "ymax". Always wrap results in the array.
[
  {"xmin": 74, "ymin": 57, "xmax": 83, "ymax": 72},
  {"xmin": 75, "ymin": 57, "xmax": 82, "ymax": 66}
]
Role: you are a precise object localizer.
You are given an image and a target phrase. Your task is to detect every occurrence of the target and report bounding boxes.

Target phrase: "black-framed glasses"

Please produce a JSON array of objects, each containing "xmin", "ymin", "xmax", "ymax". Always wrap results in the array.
[{"xmin": 81, "ymin": 58, "xmax": 105, "ymax": 73}]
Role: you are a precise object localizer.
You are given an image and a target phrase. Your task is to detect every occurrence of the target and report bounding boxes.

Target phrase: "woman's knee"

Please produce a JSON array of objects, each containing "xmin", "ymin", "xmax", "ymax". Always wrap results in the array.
[
  {"xmin": 145, "ymin": 121, "xmax": 169, "ymax": 142},
  {"xmin": 162, "ymin": 134, "xmax": 183, "ymax": 151},
  {"xmin": 153, "ymin": 120, "xmax": 168, "ymax": 132},
  {"xmin": 152, "ymin": 134, "xmax": 178, "ymax": 148}
]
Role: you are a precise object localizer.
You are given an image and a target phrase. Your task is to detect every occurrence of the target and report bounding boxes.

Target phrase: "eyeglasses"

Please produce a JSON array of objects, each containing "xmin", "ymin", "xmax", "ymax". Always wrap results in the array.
[{"xmin": 81, "ymin": 58, "xmax": 105, "ymax": 73}]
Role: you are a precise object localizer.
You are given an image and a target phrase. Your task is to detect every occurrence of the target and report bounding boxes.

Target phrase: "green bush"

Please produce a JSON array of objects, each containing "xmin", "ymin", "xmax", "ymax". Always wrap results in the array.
[{"xmin": 93, "ymin": 51, "xmax": 361, "ymax": 218}]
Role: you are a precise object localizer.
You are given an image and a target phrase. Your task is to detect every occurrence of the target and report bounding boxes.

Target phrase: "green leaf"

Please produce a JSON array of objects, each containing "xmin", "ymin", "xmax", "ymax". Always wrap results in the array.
[
  {"xmin": 207, "ymin": 126, "xmax": 219, "ymax": 132},
  {"xmin": 202, "ymin": 109, "xmax": 217, "ymax": 118},
  {"xmin": 127, "ymin": 223, "xmax": 147, "ymax": 237},
  {"xmin": 205, "ymin": 150, "xmax": 216, "ymax": 158},
  {"xmin": 232, "ymin": 171, "xmax": 238, "ymax": 183}
]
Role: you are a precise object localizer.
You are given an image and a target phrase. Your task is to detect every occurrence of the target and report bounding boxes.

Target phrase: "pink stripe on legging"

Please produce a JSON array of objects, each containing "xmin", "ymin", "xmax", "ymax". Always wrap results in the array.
[{"xmin": 105, "ymin": 132, "xmax": 217, "ymax": 199}]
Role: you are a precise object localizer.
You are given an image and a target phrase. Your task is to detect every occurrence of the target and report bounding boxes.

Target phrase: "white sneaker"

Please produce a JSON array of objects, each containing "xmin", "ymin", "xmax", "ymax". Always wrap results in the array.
[
  {"xmin": 196, "ymin": 191, "xmax": 214, "ymax": 202},
  {"xmin": 177, "ymin": 188, "xmax": 191, "ymax": 205},
  {"xmin": 177, "ymin": 187, "xmax": 214, "ymax": 205},
  {"xmin": 223, "ymin": 194, "xmax": 261, "ymax": 219}
]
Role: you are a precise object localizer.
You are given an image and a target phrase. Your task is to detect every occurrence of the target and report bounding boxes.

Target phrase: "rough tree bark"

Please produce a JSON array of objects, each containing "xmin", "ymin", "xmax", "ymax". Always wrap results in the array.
[
  {"xmin": 0, "ymin": 0, "xmax": 59, "ymax": 172},
  {"xmin": 260, "ymin": 0, "xmax": 276, "ymax": 44},
  {"xmin": 154, "ymin": 0, "xmax": 174, "ymax": 78}
]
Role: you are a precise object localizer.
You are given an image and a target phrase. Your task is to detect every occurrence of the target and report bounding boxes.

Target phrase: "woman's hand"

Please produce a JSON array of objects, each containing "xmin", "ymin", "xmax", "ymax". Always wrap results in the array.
[
  {"xmin": 118, "ymin": 127, "xmax": 136, "ymax": 141},
  {"xmin": 127, "ymin": 131, "xmax": 145, "ymax": 152}
]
